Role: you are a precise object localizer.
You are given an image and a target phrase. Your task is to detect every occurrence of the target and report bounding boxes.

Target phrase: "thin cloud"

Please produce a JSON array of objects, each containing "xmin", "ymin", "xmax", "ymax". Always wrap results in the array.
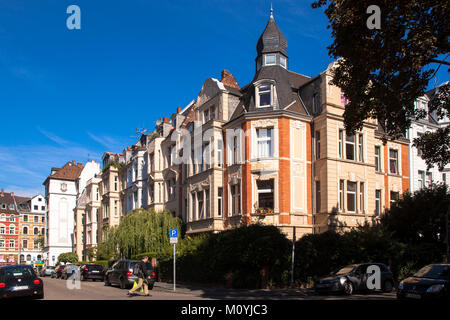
[
  {"xmin": 87, "ymin": 132, "xmax": 127, "ymax": 152},
  {"xmin": 37, "ymin": 127, "xmax": 70, "ymax": 146}
]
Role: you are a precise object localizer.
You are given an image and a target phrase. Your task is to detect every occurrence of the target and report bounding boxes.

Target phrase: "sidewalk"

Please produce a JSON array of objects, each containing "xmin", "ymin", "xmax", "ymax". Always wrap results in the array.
[{"xmin": 153, "ymin": 281, "xmax": 313, "ymax": 298}]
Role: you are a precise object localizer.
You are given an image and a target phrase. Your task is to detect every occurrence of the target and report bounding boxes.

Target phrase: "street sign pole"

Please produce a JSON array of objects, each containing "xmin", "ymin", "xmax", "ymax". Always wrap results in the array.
[
  {"xmin": 290, "ymin": 226, "xmax": 296, "ymax": 288},
  {"xmin": 173, "ymin": 242, "xmax": 176, "ymax": 291}
]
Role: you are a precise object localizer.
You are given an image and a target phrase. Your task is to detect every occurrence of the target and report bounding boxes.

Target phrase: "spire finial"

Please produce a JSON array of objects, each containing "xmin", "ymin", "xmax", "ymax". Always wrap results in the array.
[{"xmin": 270, "ymin": 3, "xmax": 274, "ymax": 18}]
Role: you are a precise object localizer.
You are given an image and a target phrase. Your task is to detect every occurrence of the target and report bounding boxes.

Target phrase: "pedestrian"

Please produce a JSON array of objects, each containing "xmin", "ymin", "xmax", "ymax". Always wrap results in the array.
[{"xmin": 127, "ymin": 256, "xmax": 151, "ymax": 297}]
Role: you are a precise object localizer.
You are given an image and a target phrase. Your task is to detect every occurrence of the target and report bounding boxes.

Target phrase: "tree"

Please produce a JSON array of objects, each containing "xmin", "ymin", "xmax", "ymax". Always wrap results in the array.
[
  {"xmin": 381, "ymin": 183, "xmax": 449, "ymax": 245},
  {"xmin": 104, "ymin": 208, "xmax": 182, "ymax": 259},
  {"xmin": 313, "ymin": 0, "xmax": 450, "ymax": 169},
  {"xmin": 57, "ymin": 252, "xmax": 78, "ymax": 264}
]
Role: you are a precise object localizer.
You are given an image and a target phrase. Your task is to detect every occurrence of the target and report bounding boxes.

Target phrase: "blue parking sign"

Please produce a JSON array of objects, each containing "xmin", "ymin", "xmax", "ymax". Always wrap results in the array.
[{"xmin": 170, "ymin": 228, "xmax": 178, "ymax": 238}]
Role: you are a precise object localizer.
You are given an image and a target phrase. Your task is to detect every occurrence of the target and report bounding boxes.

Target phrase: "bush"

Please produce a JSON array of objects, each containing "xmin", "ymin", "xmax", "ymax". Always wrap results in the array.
[
  {"xmin": 57, "ymin": 252, "xmax": 79, "ymax": 265},
  {"xmin": 160, "ymin": 224, "xmax": 291, "ymax": 289},
  {"xmin": 76, "ymin": 260, "xmax": 109, "ymax": 267}
]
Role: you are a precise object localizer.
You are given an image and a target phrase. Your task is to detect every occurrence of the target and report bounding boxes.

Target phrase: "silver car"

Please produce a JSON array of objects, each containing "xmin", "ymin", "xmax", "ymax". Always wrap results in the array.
[{"xmin": 41, "ymin": 266, "xmax": 55, "ymax": 277}]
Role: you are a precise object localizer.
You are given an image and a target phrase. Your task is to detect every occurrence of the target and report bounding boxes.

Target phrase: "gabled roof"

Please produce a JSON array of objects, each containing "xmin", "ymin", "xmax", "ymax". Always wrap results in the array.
[{"xmin": 44, "ymin": 161, "xmax": 84, "ymax": 185}]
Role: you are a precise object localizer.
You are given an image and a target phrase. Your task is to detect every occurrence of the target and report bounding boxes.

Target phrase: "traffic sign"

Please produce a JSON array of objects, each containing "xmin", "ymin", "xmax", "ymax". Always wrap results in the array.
[
  {"xmin": 170, "ymin": 237, "xmax": 178, "ymax": 244},
  {"xmin": 170, "ymin": 228, "xmax": 178, "ymax": 238}
]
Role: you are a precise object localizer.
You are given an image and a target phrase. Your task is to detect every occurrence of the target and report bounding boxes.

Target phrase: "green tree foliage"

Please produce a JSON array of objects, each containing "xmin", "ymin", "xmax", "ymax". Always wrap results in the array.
[
  {"xmin": 381, "ymin": 183, "xmax": 449, "ymax": 245},
  {"xmin": 313, "ymin": 0, "xmax": 450, "ymax": 168},
  {"xmin": 57, "ymin": 252, "xmax": 79, "ymax": 264},
  {"xmin": 104, "ymin": 208, "xmax": 182, "ymax": 259}
]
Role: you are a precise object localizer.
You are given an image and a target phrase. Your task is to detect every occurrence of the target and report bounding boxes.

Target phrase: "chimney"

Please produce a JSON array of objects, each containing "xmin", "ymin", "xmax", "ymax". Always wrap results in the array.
[
  {"xmin": 163, "ymin": 117, "xmax": 170, "ymax": 123},
  {"xmin": 1, "ymin": 188, "xmax": 4, "ymax": 196},
  {"xmin": 221, "ymin": 70, "xmax": 240, "ymax": 89},
  {"xmin": 177, "ymin": 107, "xmax": 181, "ymax": 114}
]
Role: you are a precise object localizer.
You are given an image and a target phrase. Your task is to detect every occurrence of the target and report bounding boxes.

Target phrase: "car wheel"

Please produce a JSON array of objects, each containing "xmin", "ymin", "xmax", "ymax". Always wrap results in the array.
[
  {"xmin": 383, "ymin": 280, "xmax": 393, "ymax": 293},
  {"xmin": 35, "ymin": 292, "xmax": 44, "ymax": 299},
  {"xmin": 104, "ymin": 276, "xmax": 111, "ymax": 286},
  {"xmin": 344, "ymin": 281, "xmax": 354, "ymax": 295},
  {"xmin": 119, "ymin": 277, "xmax": 126, "ymax": 289}
]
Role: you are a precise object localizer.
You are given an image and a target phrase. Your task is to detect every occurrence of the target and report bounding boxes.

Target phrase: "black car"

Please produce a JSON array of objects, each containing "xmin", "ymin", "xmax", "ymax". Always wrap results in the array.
[
  {"xmin": 314, "ymin": 263, "xmax": 395, "ymax": 295},
  {"xmin": 104, "ymin": 259, "xmax": 156, "ymax": 290},
  {"xmin": 80, "ymin": 264, "xmax": 105, "ymax": 281},
  {"xmin": 0, "ymin": 264, "xmax": 44, "ymax": 299},
  {"xmin": 51, "ymin": 264, "xmax": 65, "ymax": 279},
  {"xmin": 397, "ymin": 264, "xmax": 450, "ymax": 300}
]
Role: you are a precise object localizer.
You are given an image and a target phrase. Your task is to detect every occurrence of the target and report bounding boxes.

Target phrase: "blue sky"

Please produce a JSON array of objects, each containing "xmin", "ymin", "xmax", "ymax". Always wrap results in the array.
[{"xmin": 0, "ymin": 0, "xmax": 448, "ymax": 197}]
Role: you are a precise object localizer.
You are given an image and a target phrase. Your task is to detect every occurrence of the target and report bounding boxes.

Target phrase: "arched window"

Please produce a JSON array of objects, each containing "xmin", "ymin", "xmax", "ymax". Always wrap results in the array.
[
  {"xmin": 9, "ymin": 226, "xmax": 15, "ymax": 234},
  {"xmin": 0, "ymin": 214, "xmax": 5, "ymax": 221},
  {"xmin": 37, "ymin": 255, "xmax": 42, "ymax": 260},
  {"xmin": 20, "ymin": 254, "xmax": 24, "ymax": 261},
  {"xmin": 34, "ymin": 227, "xmax": 39, "ymax": 235},
  {"xmin": 22, "ymin": 239, "xmax": 28, "ymax": 249},
  {"xmin": 23, "ymin": 226, "xmax": 28, "ymax": 235},
  {"xmin": 9, "ymin": 216, "xmax": 15, "ymax": 222},
  {"xmin": 26, "ymin": 254, "xmax": 31, "ymax": 261}
]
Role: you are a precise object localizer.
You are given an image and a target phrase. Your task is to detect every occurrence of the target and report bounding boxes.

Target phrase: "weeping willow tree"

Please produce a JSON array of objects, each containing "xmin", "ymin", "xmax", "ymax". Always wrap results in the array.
[{"xmin": 104, "ymin": 208, "xmax": 182, "ymax": 259}]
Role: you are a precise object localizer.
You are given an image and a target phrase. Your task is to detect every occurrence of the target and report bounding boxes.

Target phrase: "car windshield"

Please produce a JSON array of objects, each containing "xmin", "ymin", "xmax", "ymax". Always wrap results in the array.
[
  {"xmin": 414, "ymin": 265, "xmax": 450, "ymax": 280},
  {"xmin": 334, "ymin": 265, "xmax": 356, "ymax": 276},
  {"xmin": 3, "ymin": 266, "xmax": 35, "ymax": 278}
]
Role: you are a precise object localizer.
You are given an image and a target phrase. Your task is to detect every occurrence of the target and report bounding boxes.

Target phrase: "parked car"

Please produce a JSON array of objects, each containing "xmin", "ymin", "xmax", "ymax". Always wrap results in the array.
[
  {"xmin": 314, "ymin": 263, "xmax": 395, "ymax": 295},
  {"xmin": 51, "ymin": 264, "xmax": 65, "ymax": 279},
  {"xmin": 61, "ymin": 264, "xmax": 80, "ymax": 280},
  {"xmin": 40, "ymin": 266, "xmax": 55, "ymax": 277},
  {"xmin": 104, "ymin": 259, "xmax": 156, "ymax": 290},
  {"xmin": 397, "ymin": 264, "xmax": 450, "ymax": 300},
  {"xmin": 80, "ymin": 264, "xmax": 105, "ymax": 281},
  {"xmin": 0, "ymin": 264, "xmax": 44, "ymax": 299}
]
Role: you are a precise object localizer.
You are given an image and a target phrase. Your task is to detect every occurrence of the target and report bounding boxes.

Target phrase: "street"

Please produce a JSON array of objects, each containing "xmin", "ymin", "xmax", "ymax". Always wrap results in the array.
[{"xmin": 41, "ymin": 277, "xmax": 397, "ymax": 300}]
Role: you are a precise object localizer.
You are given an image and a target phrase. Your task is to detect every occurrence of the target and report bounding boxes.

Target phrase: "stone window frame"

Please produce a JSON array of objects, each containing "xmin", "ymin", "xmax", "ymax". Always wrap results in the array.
[
  {"xmin": 252, "ymin": 174, "xmax": 278, "ymax": 214},
  {"xmin": 250, "ymin": 119, "xmax": 279, "ymax": 161},
  {"xmin": 255, "ymin": 80, "xmax": 276, "ymax": 108}
]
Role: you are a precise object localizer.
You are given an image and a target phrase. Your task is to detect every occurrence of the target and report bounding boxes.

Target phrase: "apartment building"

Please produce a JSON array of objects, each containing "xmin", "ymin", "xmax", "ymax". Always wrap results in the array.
[
  {"xmin": 408, "ymin": 82, "xmax": 450, "ymax": 192},
  {"xmin": 15, "ymin": 195, "xmax": 45, "ymax": 264},
  {"xmin": 0, "ymin": 190, "xmax": 20, "ymax": 265}
]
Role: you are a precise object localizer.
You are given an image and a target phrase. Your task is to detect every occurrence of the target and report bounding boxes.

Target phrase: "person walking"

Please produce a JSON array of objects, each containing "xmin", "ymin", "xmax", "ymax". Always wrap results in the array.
[{"xmin": 127, "ymin": 256, "xmax": 151, "ymax": 297}]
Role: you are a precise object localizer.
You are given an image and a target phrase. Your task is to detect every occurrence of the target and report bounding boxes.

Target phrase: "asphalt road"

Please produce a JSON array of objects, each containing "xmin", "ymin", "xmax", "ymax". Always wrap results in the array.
[{"xmin": 41, "ymin": 277, "xmax": 397, "ymax": 300}]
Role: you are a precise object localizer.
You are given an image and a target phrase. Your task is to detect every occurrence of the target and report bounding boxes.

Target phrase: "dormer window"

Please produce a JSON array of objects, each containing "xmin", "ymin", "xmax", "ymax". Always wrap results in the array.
[
  {"xmin": 257, "ymin": 84, "xmax": 272, "ymax": 107},
  {"xmin": 265, "ymin": 54, "xmax": 276, "ymax": 66},
  {"xmin": 280, "ymin": 56, "xmax": 287, "ymax": 69}
]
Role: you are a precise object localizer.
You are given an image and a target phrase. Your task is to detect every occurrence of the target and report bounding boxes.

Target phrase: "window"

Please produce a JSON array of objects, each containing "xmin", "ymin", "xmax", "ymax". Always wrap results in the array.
[
  {"xmin": 233, "ymin": 136, "xmax": 239, "ymax": 164},
  {"xmin": 280, "ymin": 56, "xmax": 287, "ymax": 69},
  {"xmin": 389, "ymin": 149, "xmax": 398, "ymax": 174},
  {"xmin": 217, "ymin": 140, "xmax": 223, "ymax": 168},
  {"xmin": 347, "ymin": 181, "xmax": 357, "ymax": 212},
  {"xmin": 26, "ymin": 254, "xmax": 31, "ymax": 261},
  {"xmin": 34, "ymin": 205, "xmax": 38, "ymax": 210},
  {"xmin": 375, "ymin": 146, "xmax": 381, "ymax": 172},
  {"xmin": 256, "ymin": 128, "xmax": 273, "ymax": 158},
  {"xmin": 417, "ymin": 132, "xmax": 424, "ymax": 156},
  {"xmin": 443, "ymin": 173, "xmax": 447, "ymax": 185},
  {"xmin": 41, "ymin": 216, "xmax": 45, "ymax": 223},
  {"xmin": 203, "ymin": 109, "xmax": 210, "ymax": 123},
  {"xmin": 34, "ymin": 227, "xmax": 39, "ymax": 235},
  {"xmin": 339, "ymin": 180, "xmax": 344, "ymax": 211},
  {"xmin": 198, "ymin": 191, "xmax": 204, "ymax": 220},
  {"xmin": 205, "ymin": 189, "xmax": 210, "ymax": 218},
  {"xmin": 359, "ymin": 182, "xmax": 364, "ymax": 213},
  {"xmin": 149, "ymin": 153, "xmax": 154, "ymax": 172},
  {"xmin": 210, "ymin": 106, "xmax": 215, "ymax": 120},
  {"xmin": 22, "ymin": 239, "xmax": 28, "ymax": 249},
  {"xmin": 315, "ymin": 131, "xmax": 320, "ymax": 159},
  {"xmin": 114, "ymin": 176, "xmax": 118, "ymax": 191},
  {"xmin": 0, "ymin": 239, "xmax": 4, "ymax": 248},
  {"xmin": 258, "ymin": 85, "xmax": 271, "ymax": 107},
  {"xmin": 418, "ymin": 170, "xmax": 424, "ymax": 189},
  {"xmin": 375, "ymin": 190, "xmax": 382, "ymax": 216},
  {"xmin": 340, "ymin": 92, "xmax": 348, "ymax": 106},
  {"xmin": 191, "ymin": 150, "xmax": 196, "ymax": 174},
  {"xmin": 265, "ymin": 54, "xmax": 276, "ymax": 66},
  {"xmin": 231, "ymin": 183, "xmax": 241, "ymax": 215},
  {"xmin": 34, "ymin": 216, "xmax": 38, "ymax": 223},
  {"xmin": 313, "ymin": 94, "xmax": 321, "ymax": 113},
  {"xmin": 425, "ymin": 172, "xmax": 432, "ymax": 187},
  {"xmin": 346, "ymin": 135, "xmax": 355, "ymax": 160},
  {"xmin": 257, "ymin": 179, "xmax": 274, "ymax": 210},
  {"xmin": 9, "ymin": 240, "xmax": 14, "ymax": 248},
  {"xmin": 41, "ymin": 206, "xmax": 45, "ymax": 211},
  {"xmin": 9, "ymin": 216, "xmax": 15, "ymax": 222},
  {"xmin": 191, "ymin": 192, "xmax": 196, "ymax": 220},
  {"xmin": 358, "ymin": 134, "xmax": 364, "ymax": 162},
  {"xmin": 315, "ymin": 181, "xmax": 321, "ymax": 213},
  {"xmin": 41, "ymin": 228, "xmax": 45, "ymax": 235},
  {"xmin": 9, "ymin": 226, "xmax": 14, "ymax": 234},
  {"xmin": 23, "ymin": 226, "xmax": 28, "ymax": 235},
  {"xmin": 218, "ymin": 188, "xmax": 223, "ymax": 217},
  {"xmin": 0, "ymin": 227, "xmax": 4, "ymax": 234},
  {"xmin": 0, "ymin": 214, "xmax": 5, "ymax": 222},
  {"xmin": 390, "ymin": 191, "xmax": 399, "ymax": 207},
  {"xmin": 34, "ymin": 239, "xmax": 39, "ymax": 249}
]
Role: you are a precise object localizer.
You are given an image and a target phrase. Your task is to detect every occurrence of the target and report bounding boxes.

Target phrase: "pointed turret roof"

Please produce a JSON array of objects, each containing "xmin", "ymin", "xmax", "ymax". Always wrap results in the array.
[{"xmin": 256, "ymin": 8, "xmax": 287, "ymax": 56}]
